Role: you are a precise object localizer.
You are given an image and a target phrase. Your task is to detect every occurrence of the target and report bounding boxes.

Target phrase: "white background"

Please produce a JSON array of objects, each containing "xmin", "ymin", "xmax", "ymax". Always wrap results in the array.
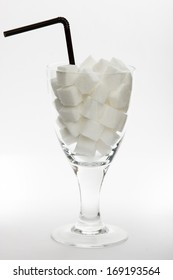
[{"xmin": 0, "ymin": 0, "xmax": 173, "ymax": 260}]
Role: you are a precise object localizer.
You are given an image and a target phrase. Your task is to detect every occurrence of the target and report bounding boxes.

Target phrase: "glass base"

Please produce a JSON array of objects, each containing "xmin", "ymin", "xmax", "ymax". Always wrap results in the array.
[{"xmin": 51, "ymin": 224, "xmax": 128, "ymax": 248}]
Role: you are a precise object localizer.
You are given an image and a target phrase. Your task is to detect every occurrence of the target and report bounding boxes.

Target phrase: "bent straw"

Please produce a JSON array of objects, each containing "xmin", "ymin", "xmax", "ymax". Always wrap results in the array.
[{"xmin": 3, "ymin": 17, "xmax": 75, "ymax": 64}]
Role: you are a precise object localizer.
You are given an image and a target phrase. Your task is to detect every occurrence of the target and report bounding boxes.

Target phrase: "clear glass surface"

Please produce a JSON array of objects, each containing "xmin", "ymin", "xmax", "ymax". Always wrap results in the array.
[{"xmin": 47, "ymin": 61, "xmax": 133, "ymax": 248}]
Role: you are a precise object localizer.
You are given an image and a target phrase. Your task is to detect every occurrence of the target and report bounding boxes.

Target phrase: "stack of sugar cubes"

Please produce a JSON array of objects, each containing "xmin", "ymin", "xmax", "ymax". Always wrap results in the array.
[{"xmin": 50, "ymin": 56, "xmax": 132, "ymax": 157}]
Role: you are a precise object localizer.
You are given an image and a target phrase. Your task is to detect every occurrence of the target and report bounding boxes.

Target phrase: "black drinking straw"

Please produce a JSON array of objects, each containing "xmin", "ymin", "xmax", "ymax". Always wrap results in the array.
[{"xmin": 3, "ymin": 17, "xmax": 75, "ymax": 65}]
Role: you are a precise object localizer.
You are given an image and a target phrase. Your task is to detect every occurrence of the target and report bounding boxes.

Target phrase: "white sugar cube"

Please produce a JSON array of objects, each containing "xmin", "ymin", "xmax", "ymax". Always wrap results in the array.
[
  {"xmin": 59, "ymin": 105, "xmax": 81, "ymax": 122},
  {"xmin": 64, "ymin": 118, "xmax": 84, "ymax": 137},
  {"xmin": 92, "ymin": 82, "xmax": 109, "ymax": 103},
  {"xmin": 80, "ymin": 56, "xmax": 96, "ymax": 70},
  {"xmin": 57, "ymin": 65, "xmax": 78, "ymax": 72},
  {"xmin": 101, "ymin": 128, "xmax": 120, "ymax": 146},
  {"xmin": 109, "ymin": 82, "xmax": 131, "ymax": 112},
  {"xmin": 104, "ymin": 65, "xmax": 119, "ymax": 74},
  {"xmin": 99, "ymin": 104, "xmax": 127, "ymax": 129},
  {"xmin": 50, "ymin": 78, "xmax": 60, "ymax": 96},
  {"xmin": 93, "ymin": 58, "xmax": 109, "ymax": 73},
  {"xmin": 81, "ymin": 96, "xmax": 104, "ymax": 121},
  {"xmin": 59, "ymin": 128, "xmax": 77, "ymax": 145},
  {"xmin": 56, "ymin": 86, "xmax": 82, "ymax": 106},
  {"xmin": 56, "ymin": 65, "xmax": 79, "ymax": 87},
  {"xmin": 81, "ymin": 119, "xmax": 104, "ymax": 141},
  {"xmin": 103, "ymin": 69, "xmax": 126, "ymax": 91},
  {"xmin": 75, "ymin": 71, "xmax": 99, "ymax": 94},
  {"xmin": 109, "ymin": 73, "xmax": 132, "ymax": 112},
  {"xmin": 96, "ymin": 140, "xmax": 112, "ymax": 156},
  {"xmin": 110, "ymin": 57, "xmax": 130, "ymax": 72},
  {"xmin": 117, "ymin": 113, "xmax": 127, "ymax": 132},
  {"xmin": 54, "ymin": 98, "xmax": 63, "ymax": 112},
  {"xmin": 75, "ymin": 135, "xmax": 96, "ymax": 156},
  {"xmin": 56, "ymin": 116, "xmax": 65, "ymax": 129}
]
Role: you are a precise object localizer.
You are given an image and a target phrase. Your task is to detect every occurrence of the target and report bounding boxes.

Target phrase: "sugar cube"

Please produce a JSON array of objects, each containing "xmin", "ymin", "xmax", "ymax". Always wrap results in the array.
[
  {"xmin": 59, "ymin": 128, "xmax": 77, "ymax": 145},
  {"xmin": 101, "ymin": 128, "xmax": 120, "ymax": 146},
  {"xmin": 75, "ymin": 71, "xmax": 99, "ymax": 94},
  {"xmin": 93, "ymin": 58, "xmax": 109, "ymax": 73},
  {"xmin": 50, "ymin": 78, "xmax": 60, "ymax": 96},
  {"xmin": 117, "ymin": 113, "xmax": 127, "ymax": 132},
  {"xmin": 56, "ymin": 86, "xmax": 82, "ymax": 106},
  {"xmin": 74, "ymin": 135, "xmax": 96, "ymax": 156},
  {"xmin": 64, "ymin": 118, "xmax": 84, "ymax": 137},
  {"xmin": 109, "ymin": 85, "xmax": 130, "ymax": 111},
  {"xmin": 96, "ymin": 140, "xmax": 112, "ymax": 156},
  {"xmin": 57, "ymin": 65, "xmax": 78, "ymax": 72},
  {"xmin": 81, "ymin": 119, "xmax": 104, "ymax": 141},
  {"xmin": 92, "ymin": 82, "xmax": 109, "ymax": 104},
  {"xmin": 59, "ymin": 105, "xmax": 81, "ymax": 122},
  {"xmin": 103, "ymin": 71, "xmax": 126, "ymax": 91},
  {"xmin": 80, "ymin": 55, "xmax": 96, "ymax": 70},
  {"xmin": 56, "ymin": 116, "xmax": 65, "ymax": 129},
  {"xmin": 81, "ymin": 96, "xmax": 104, "ymax": 121},
  {"xmin": 56, "ymin": 65, "xmax": 79, "ymax": 87},
  {"xmin": 54, "ymin": 98, "xmax": 63, "ymax": 112},
  {"xmin": 99, "ymin": 104, "xmax": 126, "ymax": 129},
  {"xmin": 110, "ymin": 57, "xmax": 130, "ymax": 72}
]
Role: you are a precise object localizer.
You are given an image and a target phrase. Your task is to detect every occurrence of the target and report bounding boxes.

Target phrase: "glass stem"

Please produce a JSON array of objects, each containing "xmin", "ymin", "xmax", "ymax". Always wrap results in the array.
[{"xmin": 71, "ymin": 164, "xmax": 109, "ymax": 235}]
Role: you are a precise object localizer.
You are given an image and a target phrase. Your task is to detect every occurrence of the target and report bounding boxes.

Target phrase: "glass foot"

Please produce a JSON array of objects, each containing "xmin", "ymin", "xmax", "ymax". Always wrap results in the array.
[{"xmin": 51, "ymin": 224, "xmax": 128, "ymax": 248}]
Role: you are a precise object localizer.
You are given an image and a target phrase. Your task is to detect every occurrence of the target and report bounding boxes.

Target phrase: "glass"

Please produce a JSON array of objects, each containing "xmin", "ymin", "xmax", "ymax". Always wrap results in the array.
[{"xmin": 47, "ymin": 61, "xmax": 134, "ymax": 248}]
